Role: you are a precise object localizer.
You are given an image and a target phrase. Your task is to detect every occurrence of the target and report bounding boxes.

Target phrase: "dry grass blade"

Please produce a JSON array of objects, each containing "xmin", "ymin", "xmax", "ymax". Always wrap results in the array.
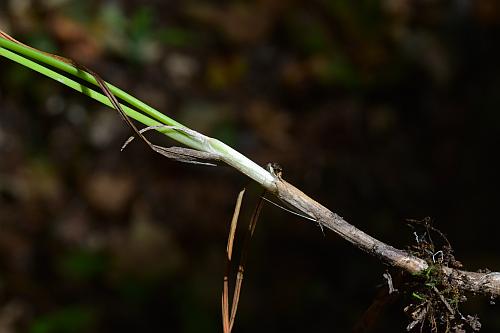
[
  {"xmin": 121, "ymin": 125, "xmax": 221, "ymax": 165},
  {"xmin": 88, "ymin": 81, "xmax": 220, "ymax": 165},
  {"xmin": 150, "ymin": 145, "xmax": 219, "ymax": 165},
  {"xmin": 121, "ymin": 125, "xmax": 176, "ymax": 150},
  {"xmin": 86, "ymin": 67, "xmax": 203, "ymax": 165},
  {"xmin": 227, "ymin": 190, "xmax": 245, "ymax": 261},
  {"xmin": 223, "ymin": 189, "xmax": 245, "ymax": 333},
  {"xmin": 229, "ymin": 191, "xmax": 265, "ymax": 331},
  {"xmin": 222, "ymin": 189, "xmax": 264, "ymax": 333}
]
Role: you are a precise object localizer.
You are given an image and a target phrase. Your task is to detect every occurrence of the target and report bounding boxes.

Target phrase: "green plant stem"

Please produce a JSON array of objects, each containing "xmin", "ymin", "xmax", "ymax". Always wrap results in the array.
[
  {"xmin": 0, "ymin": 46, "xmax": 202, "ymax": 150},
  {"xmin": 0, "ymin": 37, "xmax": 181, "ymax": 129},
  {"xmin": 0, "ymin": 38, "xmax": 275, "ymax": 188}
]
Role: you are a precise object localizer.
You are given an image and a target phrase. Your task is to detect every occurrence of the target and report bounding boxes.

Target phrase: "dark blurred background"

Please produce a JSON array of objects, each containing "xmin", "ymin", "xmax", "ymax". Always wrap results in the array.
[{"xmin": 1, "ymin": 0, "xmax": 500, "ymax": 332}]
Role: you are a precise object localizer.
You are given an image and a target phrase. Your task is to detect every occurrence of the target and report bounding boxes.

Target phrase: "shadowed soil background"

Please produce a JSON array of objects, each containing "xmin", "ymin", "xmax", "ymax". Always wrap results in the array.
[{"xmin": 1, "ymin": 1, "xmax": 500, "ymax": 332}]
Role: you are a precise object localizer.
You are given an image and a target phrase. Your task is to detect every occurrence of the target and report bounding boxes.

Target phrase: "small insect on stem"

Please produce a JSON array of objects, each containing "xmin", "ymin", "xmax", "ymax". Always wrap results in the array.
[
  {"xmin": 263, "ymin": 162, "xmax": 324, "ymax": 234},
  {"xmin": 266, "ymin": 162, "xmax": 283, "ymax": 179}
]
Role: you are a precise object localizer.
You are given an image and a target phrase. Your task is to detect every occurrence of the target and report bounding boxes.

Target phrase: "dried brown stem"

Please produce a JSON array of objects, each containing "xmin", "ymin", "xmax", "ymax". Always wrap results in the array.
[{"xmin": 270, "ymin": 177, "xmax": 500, "ymax": 297}]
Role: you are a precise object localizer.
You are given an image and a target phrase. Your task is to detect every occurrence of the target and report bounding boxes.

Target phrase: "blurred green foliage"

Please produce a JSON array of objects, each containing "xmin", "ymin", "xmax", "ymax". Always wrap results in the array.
[
  {"xmin": 30, "ymin": 306, "xmax": 96, "ymax": 333},
  {"xmin": 57, "ymin": 250, "xmax": 108, "ymax": 281},
  {"xmin": 158, "ymin": 28, "xmax": 202, "ymax": 48}
]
